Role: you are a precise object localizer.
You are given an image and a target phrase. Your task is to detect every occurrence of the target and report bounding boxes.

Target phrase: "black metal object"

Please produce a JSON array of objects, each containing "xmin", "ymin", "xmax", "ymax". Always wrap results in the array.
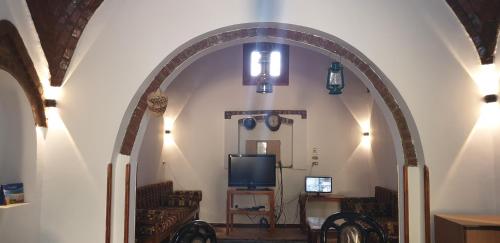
[
  {"xmin": 170, "ymin": 220, "xmax": 217, "ymax": 243},
  {"xmin": 320, "ymin": 212, "xmax": 386, "ymax": 243},
  {"xmin": 44, "ymin": 99, "xmax": 57, "ymax": 107},
  {"xmin": 484, "ymin": 94, "xmax": 498, "ymax": 103}
]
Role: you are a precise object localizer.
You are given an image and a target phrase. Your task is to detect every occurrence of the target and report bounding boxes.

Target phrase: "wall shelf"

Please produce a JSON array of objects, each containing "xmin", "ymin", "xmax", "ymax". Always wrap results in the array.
[{"xmin": 0, "ymin": 202, "xmax": 28, "ymax": 209}]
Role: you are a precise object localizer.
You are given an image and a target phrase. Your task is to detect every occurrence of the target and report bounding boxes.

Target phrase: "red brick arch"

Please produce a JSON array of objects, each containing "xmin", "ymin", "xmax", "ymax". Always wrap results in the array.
[
  {"xmin": 0, "ymin": 20, "xmax": 46, "ymax": 127},
  {"xmin": 119, "ymin": 26, "xmax": 418, "ymax": 166}
]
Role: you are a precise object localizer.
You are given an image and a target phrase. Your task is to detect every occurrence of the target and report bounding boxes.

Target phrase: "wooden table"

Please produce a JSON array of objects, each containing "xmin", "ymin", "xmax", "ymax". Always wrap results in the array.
[
  {"xmin": 226, "ymin": 188, "xmax": 275, "ymax": 234},
  {"xmin": 299, "ymin": 193, "xmax": 344, "ymax": 232},
  {"xmin": 435, "ymin": 214, "xmax": 500, "ymax": 243}
]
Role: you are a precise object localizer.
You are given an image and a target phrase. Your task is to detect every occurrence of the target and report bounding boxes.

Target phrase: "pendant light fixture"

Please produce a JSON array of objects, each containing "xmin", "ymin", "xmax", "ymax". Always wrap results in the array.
[
  {"xmin": 256, "ymin": 50, "xmax": 273, "ymax": 93},
  {"xmin": 326, "ymin": 61, "xmax": 345, "ymax": 95}
]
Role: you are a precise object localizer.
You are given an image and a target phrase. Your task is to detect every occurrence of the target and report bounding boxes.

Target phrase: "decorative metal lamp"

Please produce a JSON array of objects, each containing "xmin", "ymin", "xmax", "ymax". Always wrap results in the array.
[
  {"xmin": 326, "ymin": 61, "xmax": 345, "ymax": 95},
  {"xmin": 256, "ymin": 51, "xmax": 273, "ymax": 93}
]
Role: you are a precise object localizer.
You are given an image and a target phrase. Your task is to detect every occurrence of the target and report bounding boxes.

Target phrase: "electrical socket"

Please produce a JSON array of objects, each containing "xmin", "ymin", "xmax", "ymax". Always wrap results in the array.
[
  {"xmin": 312, "ymin": 161, "xmax": 319, "ymax": 166},
  {"xmin": 312, "ymin": 147, "xmax": 319, "ymax": 154}
]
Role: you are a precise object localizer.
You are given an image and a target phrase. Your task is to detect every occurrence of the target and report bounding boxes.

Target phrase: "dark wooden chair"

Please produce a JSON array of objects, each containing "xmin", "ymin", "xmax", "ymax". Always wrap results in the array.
[
  {"xmin": 320, "ymin": 212, "xmax": 386, "ymax": 243},
  {"xmin": 170, "ymin": 220, "xmax": 217, "ymax": 243}
]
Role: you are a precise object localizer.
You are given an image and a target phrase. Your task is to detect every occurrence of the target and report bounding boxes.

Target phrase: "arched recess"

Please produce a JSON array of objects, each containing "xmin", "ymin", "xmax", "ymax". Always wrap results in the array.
[
  {"xmin": 0, "ymin": 20, "xmax": 46, "ymax": 127},
  {"xmin": 110, "ymin": 23, "xmax": 428, "ymax": 243},
  {"xmin": 119, "ymin": 25, "xmax": 419, "ymax": 166}
]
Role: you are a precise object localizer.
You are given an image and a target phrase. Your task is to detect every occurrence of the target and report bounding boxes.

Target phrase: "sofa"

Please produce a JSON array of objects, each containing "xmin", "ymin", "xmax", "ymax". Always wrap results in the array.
[
  {"xmin": 135, "ymin": 181, "xmax": 202, "ymax": 243},
  {"xmin": 340, "ymin": 186, "xmax": 399, "ymax": 243}
]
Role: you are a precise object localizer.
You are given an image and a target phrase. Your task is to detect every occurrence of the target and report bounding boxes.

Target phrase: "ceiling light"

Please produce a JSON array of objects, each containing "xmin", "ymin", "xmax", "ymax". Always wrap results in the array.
[{"xmin": 256, "ymin": 51, "xmax": 273, "ymax": 94}]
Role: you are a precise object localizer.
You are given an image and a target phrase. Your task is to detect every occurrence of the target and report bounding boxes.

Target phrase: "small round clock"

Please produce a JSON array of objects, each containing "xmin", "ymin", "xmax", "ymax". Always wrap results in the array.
[
  {"xmin": 242, "ymin": 117, "xmax": 257, "ymax": 130},
  {"xmin": 265, "ymin": 114, "xmax": 281, "ymax": 131}
]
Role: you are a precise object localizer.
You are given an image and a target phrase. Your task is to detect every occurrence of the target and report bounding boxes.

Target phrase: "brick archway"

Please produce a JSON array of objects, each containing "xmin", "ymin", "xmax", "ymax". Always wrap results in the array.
[
  {"xmin": 0, "ymin": 20, "xmax": 46, "ymax": 127},
  {"xmin": 119, "ymin": 26, "xmax": 418, "ymax": 166}
]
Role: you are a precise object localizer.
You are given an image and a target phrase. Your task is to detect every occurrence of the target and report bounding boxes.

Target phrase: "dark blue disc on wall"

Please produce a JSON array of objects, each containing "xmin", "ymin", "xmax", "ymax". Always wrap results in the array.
[{"xmin": 243, "ymin": 117, "xmax": 256, "ymax": 130}]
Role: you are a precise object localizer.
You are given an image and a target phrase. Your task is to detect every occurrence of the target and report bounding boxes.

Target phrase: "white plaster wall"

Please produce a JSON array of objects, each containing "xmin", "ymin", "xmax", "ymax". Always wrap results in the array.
[
  {"xmin": 0, "ymin": 0, "xmax": 495, "ymax": 242},
  {"xmin": 371, "ymin": 103, "xmax": 398, "ymax": 191},
  {"xmin": 0, "ymin": 70, "xmax": 41, "ymax": 243},
  {"xmin": 136, "ymin": 116, "xmax": 164, "ymax": 187},
  {"xmin": 136, "ymin": 45, "xmax": 399, "ymax": 223},
  {"xmin": 495, "ymin": 122, "xmax": 500, "ymax": 212}
]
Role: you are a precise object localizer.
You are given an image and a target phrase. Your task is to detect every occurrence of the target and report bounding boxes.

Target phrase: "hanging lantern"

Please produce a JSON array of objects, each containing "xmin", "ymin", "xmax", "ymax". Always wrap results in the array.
[
  {"xmin": 326, "ymin": 61, "xmax": 345, "ymax": 95},
  {"xmin": 147, "ymin": 89, "xmax": 168, "ymax": 116},
  {"xmin": 256, "ymin": 50, "xmax": 273, "ymax": 94}
]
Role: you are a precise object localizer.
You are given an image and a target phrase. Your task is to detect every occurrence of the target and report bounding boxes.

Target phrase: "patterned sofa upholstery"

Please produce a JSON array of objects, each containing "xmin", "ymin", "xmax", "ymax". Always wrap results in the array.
[
  {"xmin": 136, "ymin": 181, "xmax": 202, "ymax": 243},
  {"xmin": 340, "ymin": 186, "xmax": 398, "ymax": 243}
]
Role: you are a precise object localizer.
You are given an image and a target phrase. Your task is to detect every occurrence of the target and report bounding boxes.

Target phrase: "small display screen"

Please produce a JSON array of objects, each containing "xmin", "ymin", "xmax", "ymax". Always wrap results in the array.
[{"xmin": 305, "ymin": 176, "xmax": 332, "ymax": 193}]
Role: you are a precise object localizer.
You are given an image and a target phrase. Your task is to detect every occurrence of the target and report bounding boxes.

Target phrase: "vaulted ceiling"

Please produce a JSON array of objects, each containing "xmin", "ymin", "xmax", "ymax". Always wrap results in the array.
[
  {"xmin": 446, "ymin": 0, "xmax": 500, "ymax": 64},
  {"xmin": 26, "ymin": 0, "xmax": 103, "ymax": 86},
  {"xmin": 22, "ymin": 1, "xmax": 498, "ymax": 89}
]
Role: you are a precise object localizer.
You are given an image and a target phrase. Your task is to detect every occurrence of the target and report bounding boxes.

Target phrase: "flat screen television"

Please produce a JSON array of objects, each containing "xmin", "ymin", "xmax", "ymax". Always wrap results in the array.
[
  {"xmin": 305, "ymin": 176, "xmax": 332, "ymax": 193},
  {"xmin": 228, "ymin": 154, "xmax": 276, "ymax": 189}
]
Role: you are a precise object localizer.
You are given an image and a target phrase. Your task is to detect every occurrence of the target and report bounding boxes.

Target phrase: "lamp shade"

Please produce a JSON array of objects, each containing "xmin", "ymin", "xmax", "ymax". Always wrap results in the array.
[{"xmin": 326, "ymin": 62, "xmax": 345, "ymax": 95}]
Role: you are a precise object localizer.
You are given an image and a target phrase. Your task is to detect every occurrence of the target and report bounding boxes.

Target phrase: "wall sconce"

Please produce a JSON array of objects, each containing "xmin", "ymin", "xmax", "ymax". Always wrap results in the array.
[
  {"xmin": 44, "ymin": 99, "xmax": 57, "ymax": 107},
  {"xmin": 326, "ymin": 61, "xmax": 345, "ymax": 95},
  {"xmin": 361, "ymin": 131, "xmax": 371, "ymax": 148},
  {"xmin": 484, "ymin": 94, "xmax": 498, "ymax": 103},
  {"xmin": 256, "ymin": 51, "xmax": 273, "ymax": 94}
]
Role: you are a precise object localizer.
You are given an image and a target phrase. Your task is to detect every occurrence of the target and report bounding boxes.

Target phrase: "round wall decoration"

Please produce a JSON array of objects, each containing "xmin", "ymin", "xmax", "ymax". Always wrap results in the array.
[
  {"xmin": 242, "ymin": 117, "xmax": 257, "ymax": 130},
  {"xmin": 265, "ymin": 114, "xmax": 281, "ymax": 131}
]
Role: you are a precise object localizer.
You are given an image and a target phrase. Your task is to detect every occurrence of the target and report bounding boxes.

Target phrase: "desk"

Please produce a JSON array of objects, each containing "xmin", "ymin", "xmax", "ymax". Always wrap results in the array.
[
  {"xmin": 299, "ymin": 193, "xmax": 343, "ymax": 232},
  {"xmin": 226, "ymin": 189, "xmax": 275, "ymax": 234},
  {"xmin": 435, "ymin": 214, "xmax": 500, "ymax": 243}
]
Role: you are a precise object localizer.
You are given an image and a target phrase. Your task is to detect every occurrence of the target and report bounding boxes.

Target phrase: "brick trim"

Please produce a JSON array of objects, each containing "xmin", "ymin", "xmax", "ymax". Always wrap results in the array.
[
  {"xmin": 0, "ymin": 20, "xmax": 47, "ymax": 127},
  {"xmin": 225, "ymin": 110, "xmax": 307, "ymax": 119},
  {"xmin": 446, "ymin": 0, "xmax": 500, "ymax": 64},
  {"xmin": 26, "ymin": 0, "xmax": 104, "ymax": 86},
  {"xmin": 119, "ymin": 27, "xmax": 418, "ymax": 166}
]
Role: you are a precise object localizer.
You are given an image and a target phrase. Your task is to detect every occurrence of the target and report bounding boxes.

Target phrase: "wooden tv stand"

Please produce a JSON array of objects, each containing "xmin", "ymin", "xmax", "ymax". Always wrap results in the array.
[{"xmin": 226, "ymin": 188, "xmax": 275, "ymax": 234}]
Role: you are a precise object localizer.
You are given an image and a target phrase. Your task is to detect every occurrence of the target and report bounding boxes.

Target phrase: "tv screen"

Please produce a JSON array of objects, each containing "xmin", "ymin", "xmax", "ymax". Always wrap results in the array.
[
  {"xmin": 305, "ymin": 176, "xmax": 332, "ymax": 193},
  {"xmin": 228, "ymin": 154, "xmax": 276, "ymax": 189}
]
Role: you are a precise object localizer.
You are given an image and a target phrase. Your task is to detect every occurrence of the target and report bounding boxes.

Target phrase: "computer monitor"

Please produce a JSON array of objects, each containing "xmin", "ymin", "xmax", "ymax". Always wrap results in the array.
[{"xmin": 305, "ymin": 176, "xmax": 332, "ymax": 193}]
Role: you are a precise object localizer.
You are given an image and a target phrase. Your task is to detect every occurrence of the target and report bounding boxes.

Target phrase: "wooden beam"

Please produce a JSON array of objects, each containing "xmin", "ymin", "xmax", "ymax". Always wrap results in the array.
[
  {"xmin": 124, "ymin": 164, "xmax": 131, "ymax": 243},
  {"xmin": 404, "ymin": 165, "xmax": 409, "ymax": 243},
  {"xmin": 105, "ymin": 163, "xmax": 112, "ymax": 243},
  {"xmin": 424, "ymin": 165, "xmax": 431, "ymax": 243}
]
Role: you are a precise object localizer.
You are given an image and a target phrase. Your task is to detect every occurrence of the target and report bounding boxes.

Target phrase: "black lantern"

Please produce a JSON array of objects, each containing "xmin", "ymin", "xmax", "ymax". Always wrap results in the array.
[
  {"xmin": 256, "ymin": 51, "xmax": 273, "ymax": 93},
  {"xmin": 326, "ymin": 62, "xmax": 345, "ymax": 95}
]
